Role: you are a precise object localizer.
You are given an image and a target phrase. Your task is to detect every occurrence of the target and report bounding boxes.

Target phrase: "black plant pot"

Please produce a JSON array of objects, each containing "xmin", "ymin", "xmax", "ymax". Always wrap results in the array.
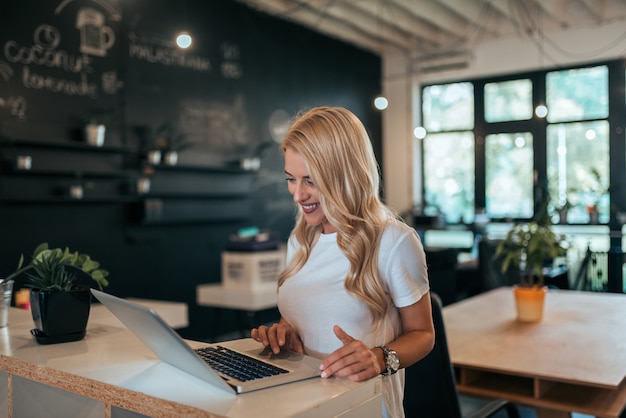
[{"xmin": 30, "ymin": 284, "xmax": 91, "ymax": 344}]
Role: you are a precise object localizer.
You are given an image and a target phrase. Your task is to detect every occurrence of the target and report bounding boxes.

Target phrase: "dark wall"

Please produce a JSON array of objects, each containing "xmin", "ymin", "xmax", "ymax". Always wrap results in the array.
[{"xmin": 0, "ymin": 0, "xmax": 382, "ymax": 339}]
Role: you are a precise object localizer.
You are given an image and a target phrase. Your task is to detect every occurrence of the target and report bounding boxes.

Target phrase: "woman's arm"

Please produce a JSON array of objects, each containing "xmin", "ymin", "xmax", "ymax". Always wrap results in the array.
[
  {"xmin": 373, "ymin": 294, "xmax": 434, "ymax": 371},
  {"xmin": 319, "ymin": 293, "xmax": 434, "ymax": 381}
]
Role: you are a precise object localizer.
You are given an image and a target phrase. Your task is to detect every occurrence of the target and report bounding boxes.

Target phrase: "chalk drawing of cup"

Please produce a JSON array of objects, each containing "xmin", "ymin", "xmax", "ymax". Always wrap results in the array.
[{"xmin": 76, "ymin": 8, "xmax": 115, "ymax": 57}]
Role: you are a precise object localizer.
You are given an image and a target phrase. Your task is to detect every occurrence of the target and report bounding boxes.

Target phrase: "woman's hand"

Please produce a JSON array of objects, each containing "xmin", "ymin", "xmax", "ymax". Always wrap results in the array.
[
  {"xmin": 251, "ymin": 319, "xmax": 304, "ymax": 354},
  {"xmin": 319, "ymin": 325, "xmax": 382, "ymax": 382}
]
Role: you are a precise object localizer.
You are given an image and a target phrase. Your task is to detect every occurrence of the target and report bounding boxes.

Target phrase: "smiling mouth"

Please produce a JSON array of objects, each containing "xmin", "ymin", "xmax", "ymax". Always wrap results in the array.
[{"xmin": 301, "ymin": 203, "xmax": 319, "ymax": 213}]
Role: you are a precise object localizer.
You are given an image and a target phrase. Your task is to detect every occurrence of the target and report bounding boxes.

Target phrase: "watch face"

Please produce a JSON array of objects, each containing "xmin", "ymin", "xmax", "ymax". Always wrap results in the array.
[{"xmin": 388, "ymin": 351, "xmax": 400, "ymax": 371}]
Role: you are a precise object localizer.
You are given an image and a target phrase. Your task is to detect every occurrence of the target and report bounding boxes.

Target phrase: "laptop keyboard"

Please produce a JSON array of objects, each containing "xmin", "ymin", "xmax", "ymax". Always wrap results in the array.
[{"xmin": 195, "ymin": 345, "xmax": 289, "ymax": 382}]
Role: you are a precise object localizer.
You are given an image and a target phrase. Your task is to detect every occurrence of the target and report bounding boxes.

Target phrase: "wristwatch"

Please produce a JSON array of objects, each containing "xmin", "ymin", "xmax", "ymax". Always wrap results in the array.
[{"xmin": 377, "ymin": 345, "xmax": 400, "ymax": 376}]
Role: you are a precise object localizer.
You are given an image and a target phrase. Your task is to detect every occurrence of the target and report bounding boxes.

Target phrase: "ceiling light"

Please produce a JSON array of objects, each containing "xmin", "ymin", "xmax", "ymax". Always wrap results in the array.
[
  {"xmin": 374, "ymin": 96, "xmax": 388, "ymax": 110},
  {"xmin": 176, "ymin": 32, "xmax": 192, "ymax": 49}
]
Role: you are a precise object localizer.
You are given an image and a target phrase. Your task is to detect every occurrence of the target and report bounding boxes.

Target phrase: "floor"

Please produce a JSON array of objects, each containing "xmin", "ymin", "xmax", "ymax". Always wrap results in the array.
[
  {"xmin": 461, "ymin": 396, "xmax": 593, "ymax": 418},
  {"xmin": 495, "ymin": 405, "xmax": 593, "ymax": 418}
]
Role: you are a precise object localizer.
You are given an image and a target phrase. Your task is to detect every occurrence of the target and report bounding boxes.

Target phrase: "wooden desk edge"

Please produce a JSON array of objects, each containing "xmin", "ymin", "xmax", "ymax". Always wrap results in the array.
[
  {"xmin": 455, "ymin": 364, "xmax": 626, "ymax": 418},
  {"xmin": 0, "ymin": 355, "xmax": 221, "ymax": 418}
]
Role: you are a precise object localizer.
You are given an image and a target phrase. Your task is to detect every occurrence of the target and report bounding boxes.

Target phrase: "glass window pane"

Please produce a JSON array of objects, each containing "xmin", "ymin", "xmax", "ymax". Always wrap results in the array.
[
  {"xmin": 546, "ymin": 121, "xmax": 610, "ymax": 224},
  {"xmin": 484, "ymin": 79, "xmax": 533, "ymax": 122},
  {"xmin": 422, "ymin": 82, "xmax": 474, "ymax": 132},
  {"xmin": 485, "ymin": 133, "xmax": 534, "ymax": 219},
  {"xmin": 423, "ymin": 132, "xmax": 475, "ymax": 223},
  {"xmin": 546, "ymin": 66, "xmax": 608, "ymax": 122}
]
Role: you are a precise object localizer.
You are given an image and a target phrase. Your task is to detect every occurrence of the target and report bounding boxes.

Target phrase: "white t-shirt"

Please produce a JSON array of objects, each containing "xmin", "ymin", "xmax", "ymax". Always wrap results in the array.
[{"xmin": 278, "ymin": 221, "xmax": 430, "ymax": 418}]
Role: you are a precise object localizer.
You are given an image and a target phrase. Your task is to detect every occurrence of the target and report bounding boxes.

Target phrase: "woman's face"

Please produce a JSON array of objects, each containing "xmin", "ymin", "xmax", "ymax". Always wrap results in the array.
[{"xmin": 284, "ymin": 147, "xmax": 336, "ymax": 234}]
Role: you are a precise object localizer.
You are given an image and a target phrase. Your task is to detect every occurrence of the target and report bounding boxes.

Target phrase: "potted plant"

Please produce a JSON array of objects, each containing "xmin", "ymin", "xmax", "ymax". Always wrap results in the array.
[
  {"xmin": 82, "ymin": 108, "xmax": 115, "ymax": 147},
  {"xmin": 494, "ymin": 209, "xmax": 569, "ymax": 322},
  {"xmin": 162, "ymin": 132, "xmax": 190, "ymax": 166},
  {"xmin": 575, "ymin": 167, "xmax": 608, "ymax": 224},
  {"xmin": 4, "ymin": 242, "xmax": 109, "ymax": 344},
  {"xmin": 69, "ymin": 170, "xmax": 96, "ymax": 200},
  {"xmin": 134, "ymin": 122, "xmax": 190, "ymax": 166}
]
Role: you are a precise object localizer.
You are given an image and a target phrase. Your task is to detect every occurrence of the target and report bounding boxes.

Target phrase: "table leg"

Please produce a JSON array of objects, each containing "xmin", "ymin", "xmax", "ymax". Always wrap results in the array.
[{"xmin": 535, "ymin": 408, "xmax": 571, "ymax": 418}]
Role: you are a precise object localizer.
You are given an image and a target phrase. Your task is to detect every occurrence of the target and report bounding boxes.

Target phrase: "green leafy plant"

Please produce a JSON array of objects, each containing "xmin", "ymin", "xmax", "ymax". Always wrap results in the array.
[
  {"xmin": 5, "ymin": 243, "xmax": 109, "ymax": 291},
  {"xmin": 494, "ymin": 222, "xmax": 568, "ymax": 288}
]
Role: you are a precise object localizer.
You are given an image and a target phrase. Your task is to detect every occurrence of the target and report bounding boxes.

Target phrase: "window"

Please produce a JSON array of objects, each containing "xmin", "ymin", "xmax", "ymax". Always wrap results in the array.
[
  {"xmin": 545, "ymin": 65, "xmax": 610, "ymax": 223},
  {"xmin": 420, "ymin": 61, "xmax": 618, "ymax": 226},
  {"xmin": 423, "ymin": 132, "xmax": 475, "ymax": 223},
  {"xmin": 484, "ymin": 79, "xmax": 533, "ymax": 122},
  {"xmin": 422, "ymin": 83, "xmax": 473, "ymax": 132},
  {"xmin": 485, "ymin": 133, "xmax": 534, "ymax": 219},
  {"xmin": 421, "ymin": 82, "xmax": 474, "ymax": 223},
  {"xmin": 546, "ymin": 121, "xmax": 610, "ymax": 223},
  {"xmin": 546, "ymin": 66, "xmax": 608, "ymax": 122}
]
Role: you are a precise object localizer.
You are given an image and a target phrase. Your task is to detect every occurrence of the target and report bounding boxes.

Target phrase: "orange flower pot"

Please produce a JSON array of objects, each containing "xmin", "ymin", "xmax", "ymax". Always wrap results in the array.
[{"xmin": 513, "ymin": 286, "xmax": 547, "ymax": 322}]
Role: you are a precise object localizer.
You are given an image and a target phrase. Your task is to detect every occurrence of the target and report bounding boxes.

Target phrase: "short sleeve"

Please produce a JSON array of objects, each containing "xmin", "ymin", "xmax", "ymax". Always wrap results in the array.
[{"xmin": 379, "ymin": 224, "xmax": 430, "ymax": 308}]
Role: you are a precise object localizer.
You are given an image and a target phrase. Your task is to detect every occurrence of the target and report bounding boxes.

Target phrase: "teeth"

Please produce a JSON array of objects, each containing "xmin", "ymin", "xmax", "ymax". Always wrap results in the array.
[{"xmin": 302, "ymin": 204, "xmax": 317, "ymax": 210}]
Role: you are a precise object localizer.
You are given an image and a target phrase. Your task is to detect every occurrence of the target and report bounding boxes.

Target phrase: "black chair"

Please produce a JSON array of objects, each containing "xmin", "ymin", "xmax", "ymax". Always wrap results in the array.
[{"xmin": 403, "ymin": 293, "xmax": 520, "ymax": 418}]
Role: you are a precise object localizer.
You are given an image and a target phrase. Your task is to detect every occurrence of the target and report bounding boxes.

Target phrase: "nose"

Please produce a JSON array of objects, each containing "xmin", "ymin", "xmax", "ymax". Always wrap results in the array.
[{"xmin": 292, "ymin": 181, "xmax": 309, "ymax": 203}]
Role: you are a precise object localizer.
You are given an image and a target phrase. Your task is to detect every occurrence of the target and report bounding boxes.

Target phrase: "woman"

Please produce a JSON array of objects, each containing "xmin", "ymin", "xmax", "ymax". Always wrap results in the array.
[{"xmin": 251, "ymin": 106, "xmax": 434, "ymax": 418}]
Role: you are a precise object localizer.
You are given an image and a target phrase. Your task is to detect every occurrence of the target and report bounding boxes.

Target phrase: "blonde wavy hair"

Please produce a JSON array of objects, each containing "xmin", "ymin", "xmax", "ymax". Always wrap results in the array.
[{"xmin": 278, "ymin": 106, "xmax": 399, "ymax": 323}]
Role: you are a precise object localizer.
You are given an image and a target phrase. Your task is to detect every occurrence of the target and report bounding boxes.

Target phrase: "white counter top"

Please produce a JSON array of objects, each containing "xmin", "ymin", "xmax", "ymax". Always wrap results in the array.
[
  {"xmin": 1, "ymin": 303, "xmax": 382, "ymax": 418},
  {"xmin": 196, "ymin": 283, "xmax": 277, "ymax": 311}
]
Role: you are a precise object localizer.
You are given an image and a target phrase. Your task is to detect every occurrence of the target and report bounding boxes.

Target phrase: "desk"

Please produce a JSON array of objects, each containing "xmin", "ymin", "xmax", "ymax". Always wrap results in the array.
[
  {"xmin": 443, "ymin": 287, "xmax": 626, "ymax": 418},
  {"xmin": 197, "ymin": 283, "xmax": 279, "ymax": 337},
  {"xmin": 0, "ymin": 304, "xmax": 381, "ymax": 417},
  {"xmin": 196, "ymin": 283, "xmax": 277, "ymax": 311}
]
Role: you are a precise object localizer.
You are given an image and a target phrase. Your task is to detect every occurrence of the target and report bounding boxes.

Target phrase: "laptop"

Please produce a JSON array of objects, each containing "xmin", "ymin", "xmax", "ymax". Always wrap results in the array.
[{"xmin": 91, "ymin": 289, "xmax": 321, "ymax": 395}]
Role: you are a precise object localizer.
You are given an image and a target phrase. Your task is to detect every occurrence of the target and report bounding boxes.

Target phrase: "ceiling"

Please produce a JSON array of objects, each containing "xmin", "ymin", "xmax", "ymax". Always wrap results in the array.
[{"xmin": 235, "ymin": 0, "xmax": 626, "ymax": 69}]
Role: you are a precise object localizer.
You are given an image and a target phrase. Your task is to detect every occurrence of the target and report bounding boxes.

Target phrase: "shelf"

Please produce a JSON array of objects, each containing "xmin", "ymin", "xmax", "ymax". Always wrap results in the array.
[
  {"xmin": 146, "ymin": 163, "xmax": 254, "ymax": 175},
  {"xmin": 0, "ymin": 169, "xmax": 134, "ymax": 179},
  {"xmin": 139, "ymin": 197, "xmax": 251, "ymax": 224},
  {"xmin": 455, "ymin": 364, "xmax": 626, "ymax": 418},
  {"xmin": 0, "ymin": 138, "xmax": 132, "ymax": 154}
]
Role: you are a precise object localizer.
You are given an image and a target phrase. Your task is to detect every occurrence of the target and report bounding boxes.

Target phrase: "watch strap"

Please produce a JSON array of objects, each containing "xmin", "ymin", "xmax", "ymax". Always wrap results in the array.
[{"xmin": 376, "ymin": 344, "xmax": 399, "ymax": 376}]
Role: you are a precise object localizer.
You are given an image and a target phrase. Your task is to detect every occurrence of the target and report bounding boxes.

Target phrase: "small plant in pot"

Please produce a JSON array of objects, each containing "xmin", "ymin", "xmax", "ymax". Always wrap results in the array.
[
  {"xmin": 494, "ymin": 210, "xmax": 569, "ymax": 322},
  {"xmin": 5, "ymin": 242, "xmax": 109, "ymax": 344}
]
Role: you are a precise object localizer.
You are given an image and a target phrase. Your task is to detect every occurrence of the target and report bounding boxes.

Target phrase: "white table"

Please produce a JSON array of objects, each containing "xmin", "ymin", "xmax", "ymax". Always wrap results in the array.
[
  {"xmin": 197, "ymin": 283, "xmax": 279, "ymax": 337},
  {"xmin": 196, "ymin": 283, "xmax": 277, "ymax": 311},
  {"xmin": 1, "ymin": 303, "xmax": 382, "ymax": 418}
]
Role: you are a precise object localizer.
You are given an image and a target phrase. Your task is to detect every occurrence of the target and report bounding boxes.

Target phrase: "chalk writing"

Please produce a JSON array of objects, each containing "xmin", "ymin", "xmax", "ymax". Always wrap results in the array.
[
  {"xmin": 76, "ymin": 8, "xmax": 115, "ymax": 57},
  {"xmin": 129, "ymin": 42, "xmax": 211, "ymax": 72},
  {"xmin": 2, "ymin": 16, "xmax": 123, "ymax": 98},
  {"xmin": 4, "ymin": 32, "xmax": 94, "ymax": 73},
  {"xmin": 221, "ymin": 61, "xmax": 242, "ymax": 79},
  {"xmin": 101, "ymin": 70, "xmax": 123, "ymax": 94},
  {"xmin": 178, "ymin": 96, "xmax": 248, "ymax": 151},
  {"xmin": 22, "ymin": 65, "xmax": 97, "ymax": 97},
  {"xmin": 0, "ymin": 96, "xmax": 27, "ymax": 120},
  {"xmin": 220, "ymin": 42, "xmax": 242, "ymax": 79}
]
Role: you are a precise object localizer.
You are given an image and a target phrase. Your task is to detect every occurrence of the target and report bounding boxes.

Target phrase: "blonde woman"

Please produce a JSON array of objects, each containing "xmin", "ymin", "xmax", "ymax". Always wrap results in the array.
[{"xmin": 251, "ymin": 106, "xmax": 434, "ymax": 418}]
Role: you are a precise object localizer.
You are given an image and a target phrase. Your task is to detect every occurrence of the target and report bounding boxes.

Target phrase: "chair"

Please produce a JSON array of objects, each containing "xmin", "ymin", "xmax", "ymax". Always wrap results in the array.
[{"xmin": 403, "ymin": 293, "xmax": 520, "ymax": 418}]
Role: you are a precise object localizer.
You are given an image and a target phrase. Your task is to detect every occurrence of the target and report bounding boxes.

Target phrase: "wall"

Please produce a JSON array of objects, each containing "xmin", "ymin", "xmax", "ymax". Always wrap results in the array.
[{"xmin": 0, "ymin": 0, "xmax": 382, "ymax": 339}]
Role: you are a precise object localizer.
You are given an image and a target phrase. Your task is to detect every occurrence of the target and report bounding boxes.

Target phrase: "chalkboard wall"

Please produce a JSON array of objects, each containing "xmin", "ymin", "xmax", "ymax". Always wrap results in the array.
[{"xmin": 0, "ymin": 0, "xmax": 382, "ymax": 339}]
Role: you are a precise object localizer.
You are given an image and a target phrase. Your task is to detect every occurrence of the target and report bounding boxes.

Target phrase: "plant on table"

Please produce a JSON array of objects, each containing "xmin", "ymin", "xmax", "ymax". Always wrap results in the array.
[
  {"xmin": 6, "ymin": 242, "xmax": 109, "ymax": 291},
  {"xmin": 5, "ymin": 242, "xmax": 110, "ymax": 342},
  {"xmin": 494, "ymin": 206, "xmax": 569, "ymax": 288}
]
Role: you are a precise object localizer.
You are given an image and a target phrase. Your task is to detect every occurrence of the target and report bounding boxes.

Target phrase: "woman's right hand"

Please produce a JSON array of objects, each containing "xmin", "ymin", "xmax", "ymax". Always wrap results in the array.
[{"xmin": 251, "ymin": 319, "xmax": 304, "ymax": 354}]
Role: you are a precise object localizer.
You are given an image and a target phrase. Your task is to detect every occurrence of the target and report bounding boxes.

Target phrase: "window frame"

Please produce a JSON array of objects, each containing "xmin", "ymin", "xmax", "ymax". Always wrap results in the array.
[{"xmin": 419, "ymin": 58, "xmax": 626, "ymax": 226}]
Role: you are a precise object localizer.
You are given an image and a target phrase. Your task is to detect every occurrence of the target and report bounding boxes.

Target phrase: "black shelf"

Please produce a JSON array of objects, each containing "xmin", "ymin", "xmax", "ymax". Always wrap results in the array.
[
  {"xmin": 145, "ymin": 163, "xmax": 254, "ymax": 175},
  {"xmin": 0, "ymin": 139, "xmax": 132, "ymax": 154}
]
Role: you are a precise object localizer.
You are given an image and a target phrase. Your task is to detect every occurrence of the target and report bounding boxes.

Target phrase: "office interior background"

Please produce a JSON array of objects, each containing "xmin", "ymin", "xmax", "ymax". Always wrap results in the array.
[{"xmin": 1, "ymin": 0, "xmax": 625, "ymax": 340}]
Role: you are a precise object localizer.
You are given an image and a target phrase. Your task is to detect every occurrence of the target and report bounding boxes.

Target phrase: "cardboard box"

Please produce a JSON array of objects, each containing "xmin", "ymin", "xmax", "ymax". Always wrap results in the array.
[{"xmin": 221, "ymin": 249, "xmax": 285, "ymax": 291}]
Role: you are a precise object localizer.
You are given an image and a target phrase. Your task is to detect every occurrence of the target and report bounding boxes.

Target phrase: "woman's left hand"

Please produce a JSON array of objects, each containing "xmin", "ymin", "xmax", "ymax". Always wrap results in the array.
[{"xmin": 319, "ymin": 325, "xmax": 382, "ymax": 381}]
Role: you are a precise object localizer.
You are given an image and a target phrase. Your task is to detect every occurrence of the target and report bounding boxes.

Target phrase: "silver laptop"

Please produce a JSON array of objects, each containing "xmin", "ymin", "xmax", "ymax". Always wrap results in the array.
[{"xmin": 91, "ymin": 289, "xmax": 321, "ymax": 394}]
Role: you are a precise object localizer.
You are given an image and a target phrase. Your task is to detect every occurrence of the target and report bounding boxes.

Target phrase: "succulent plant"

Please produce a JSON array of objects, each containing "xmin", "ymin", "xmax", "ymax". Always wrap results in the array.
[{"xmin": 6, "ymin": 242, "xmax": 109, "ymax": 292}]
